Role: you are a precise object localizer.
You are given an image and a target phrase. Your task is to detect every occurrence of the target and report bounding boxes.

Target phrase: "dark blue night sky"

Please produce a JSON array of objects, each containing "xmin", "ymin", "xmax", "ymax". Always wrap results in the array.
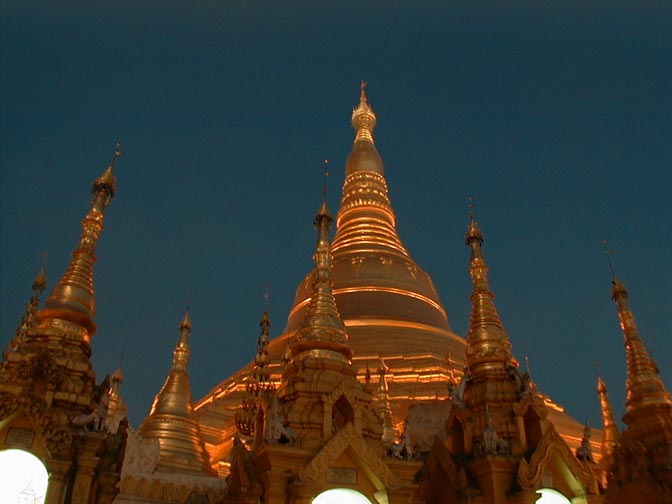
[{"xmin": 1, "ymin": 1, "xmax": 670, "ymax": 429}]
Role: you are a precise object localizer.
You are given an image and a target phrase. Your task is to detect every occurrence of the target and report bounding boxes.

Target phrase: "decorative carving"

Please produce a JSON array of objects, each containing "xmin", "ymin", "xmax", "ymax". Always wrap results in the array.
[
  {"xmin": 266, "ymin": 394, "xmax": 296, "ymax": 445},
  {"xmin": 39, "ymin": 413, "xmax": 73, "ymax": 456},
  {"xmin": 402, "ymin": 401, "xmax": 452, "ymax": 453},
  {"xmin": 121, "ymin": 428, "xmax": 160, "ymax": 476},
  {"xmin": 518, "ymin": 424, "xmax": 597, "ymax": 495},
  {"xmin": 299, "ymin": 423, "xmax": 394, "ymax": 487},
  {"xmin": 576, "ymin": 422, "xmax": 595, "ymax": 463},
  {"xmin": 0, "ymin": 391, "xmax": 19, "ymax": 419}
]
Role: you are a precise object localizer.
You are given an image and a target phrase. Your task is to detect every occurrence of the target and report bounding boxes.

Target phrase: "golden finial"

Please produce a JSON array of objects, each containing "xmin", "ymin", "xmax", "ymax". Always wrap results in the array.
[
  {"xmin": 465, "ymin": 195, "xmax": 484, "ymax": 248},
  {"xmin": 92, "ymin": 141, "xmax": 121, "ymax": 197},
  {"xmin": 111, "ymin": 140, "xmax": 122, "ymax": 167},
  {"xmin": 112, "ymin": 349, "xmax": 125, "ymax": 381},
  {"xmin": 33, "ymin": 245, "xmax": 50, "ymax": 292},
  {"xmin": 602, "ymin": 239, "xmax": 616, "ymax": 280},
  {"xmin": 360, "ymin": 80, "xmax": 368, "ymax": 101},
  {"xmin": 180, "ymin": 293, "xmax": 192, "ymax": 332},
  {"xmin": 351, "ymin": 80, "xmax": 377, "ymax": 143},
  {"xmin": 262, "ymin": 284, "xmax": 269, "ymax": 309},
  {"xmin": 602, "ymin": 240, "xmax": 630, "ymax": 303},
  {"xmin": 322, "ymin": 159, "xmax": 330, "ymax": 202}
]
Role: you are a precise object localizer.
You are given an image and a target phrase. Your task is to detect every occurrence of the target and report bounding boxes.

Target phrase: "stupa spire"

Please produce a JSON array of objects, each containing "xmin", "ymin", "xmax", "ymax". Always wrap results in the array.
[
  {"xmin": 464, "ymin": 197, "xmax": 512, "ymax": 370},
  {"xmin": 604, "ymin": 243, "xmax": 671, "ymax": 418},
  {"xmin": 138, "ymin": 306, "xmax": 215, "ymax": 476},
  {"xmin": 351, "ymin": 80, "xmax": 377, "ymax": 144},
  {"xmin": 291, "ymin": 201, "xmax": 351, "ymax": 363},
  {"xmin": 144, "ymin": 306, "xmax": 194, "ymax": 418},
  {"xmin": 37, "ymin": 143, "xmax": 120, "ymax": 336},
  {"xmin": 332, "ymin": 83, "xmax": 409, "ymax": 259},
  {"xmin": 236, "ymin": 296, "xmax": 275, "ymax": 437},
  {"xmin": 596, "ymin": 371, "xmax": 620, "ymax": 466},
  {"xmin": 7, "ymin": 251, "xmax": 49, "ymax": 355},
  {"xmin": 603, "ymin": 242, "xmax": 672, "ymax": 497},
  {"xmin": 104, "ymin": 360, "xmax": 128, "ymax": 434}
]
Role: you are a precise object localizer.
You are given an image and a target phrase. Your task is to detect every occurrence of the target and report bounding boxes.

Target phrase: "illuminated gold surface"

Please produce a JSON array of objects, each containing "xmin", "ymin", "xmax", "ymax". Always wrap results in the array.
[
  {"xmin": 290, "ymin": 201, "xmax": 351, "ymax": 363},
  {"xmin": 596, "ymin": 375, "xmax": 619, "ymax": 478},
  {"xmin": 4, "ymin": 263, "xmax": 47, "ymax": 357},
  {"xmin": 276, "ymin": 199, "xmax": 382, "ymax": 453},
  {"xmin": 464, "ymin": 213, "xmax": 512, "ymax": 370},
  {"xmin": 607, "ymin": 278, "xmax": 672, "ymax": 500},
  {"xmin": 138, "ymin": 309, "xmax": 215, "ymax": 476},
  {"xmin": 0, "ymin": 153, "xmax": 126, "ymax": 504},
  {"xmin": 611, "ymin": 278, "xmax": 672, "ymax": 417},
  {"xmin": 194, "ymin": 88, "xmax": 603, "ymax": 486},
  {"xmin": 37, "ymin": 153, "xmax": 119, "ymax": 336},
  {"xmin": 430, "ymin": 211, "xmax": 601, "ymax": 503},
  {"xmin": 281, "ymin": 85, "xmax": 464, "ymax": 407}
]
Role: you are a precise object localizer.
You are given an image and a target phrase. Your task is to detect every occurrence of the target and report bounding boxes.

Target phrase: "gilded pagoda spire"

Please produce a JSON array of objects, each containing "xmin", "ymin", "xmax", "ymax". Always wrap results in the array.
[
  {"xmin": 236, "ymin": 300, "xmax": 275, "ymax": 436},
  {"xmin": 596, "ymin": 373, "xmax": 620, "ymax": 467},
  {"xmin": 332, "ymin": 82, "xmax": 409, "ymax": 258},
  {"xmin": 6, "ymin": 255, "xmax": 48, "ymax": 355},
  {"xmin": 104, "ymin": 364, "xmax": 128, "ymax": 434},
  {"xmin": 138, "ymin": 307, "xmax": 215, "ymax": 476},
  {"xmin": 147, "ymin": 307, "xmax": 194, "ymax": 418},
  {"xmin": 37, "ymin": 143, "xmax": 120, "ymax": 336},
  {"xmin": 351, "ymin": 80, "xmax": 378, "ymax": 149},
  {"xmin": 464, "ymin": 198, "xmax": 512, "ymax": 370},
  {"xmin": 604, "ymin": 243, "xmax": 672, "ymax": 501},
  {"xmin": 607, "ymin": 268, "xmax": 672, "ymax": 419},
  {"xmin": 291, "ymin": 201, "xmax": 351, "ymax": 363}
]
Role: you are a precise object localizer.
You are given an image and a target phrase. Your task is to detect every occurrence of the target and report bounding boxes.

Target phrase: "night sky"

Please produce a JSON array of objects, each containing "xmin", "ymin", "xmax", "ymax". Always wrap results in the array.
[{"xmin": 1, "ymin": 2, "xmax": 670, "ymax": 431}]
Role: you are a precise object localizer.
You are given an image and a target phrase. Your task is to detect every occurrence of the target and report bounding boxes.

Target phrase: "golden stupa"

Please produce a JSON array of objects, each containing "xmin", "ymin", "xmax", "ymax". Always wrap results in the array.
[{"xmin": 194, "ymin": 84, "xmax": 594, "ymax": 473}]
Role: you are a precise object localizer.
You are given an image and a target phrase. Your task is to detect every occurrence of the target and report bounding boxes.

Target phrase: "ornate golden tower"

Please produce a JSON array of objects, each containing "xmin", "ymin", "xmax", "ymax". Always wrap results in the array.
[
  {"xmin": 606, "ymin": 274, "xmax": 672, "ymax": 503},
  {"xmin": 195, "ymin": 84, "xmax": 466, "ymax": 465},
  {"xmin": 0, "ymin": 146, "xmax": 127, "ymax": 504},
  {"xmin": 596, "ymin": 374, "xmax": 620, "ymax": 487},
  {"xmin": 421, "ymin": 205, "xmax": 599, "ymax": 504},
  {"xmin": 137, "ymin": 309, "xmax": 215, "ymax": 476},
  {"xmin": 226, "ymin": 200, "xmax": 419, "ymax": 504}
]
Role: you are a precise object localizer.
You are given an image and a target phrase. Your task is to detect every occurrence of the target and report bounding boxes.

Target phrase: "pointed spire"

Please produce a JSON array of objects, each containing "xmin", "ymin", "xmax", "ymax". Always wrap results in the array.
[
  {"xmin": 37, "ymin": 143, "xmax": 120, "ymax": 336},
  {"xmin": 351, "ymin": 80, "xmax": 378, "ymax": 144},
  {"xmin": 291, "ymin": 201, "xmax": 351, "ymax": 363},
  {"xmin": 148, "ymin": 307, "xmax": 194, "ymax": 417},
  {"xmin": 464, "ymin": 197, "xmax": 512, "ymax": 370},
  {"xmin": 603, "ymin": 243, "xmax": 672, "ymax": 419},
  {"xmin": 138, "ymin": 307, "xmax": 214, "ymax": 476},
  {"xmin": 596, "ymin": 371, "xmax": 620, "ymax": 464},
  {"xmin": 9, "ymin": 251, "xmax": 49, "ymax": 352},
  {"xmin": 344, "ymin": 81, "xmax": 384, "ymax": 177},
  {"xmin": 236, "ymin": 295, "xmax": 276, "ymax": 436},
  {"xmin": 104, "ymin": 360, "xmax": 128, "ymax": 434},
  {"xmin": 333, "ymin": 83, "xmax": 410, "ymax": 259}
]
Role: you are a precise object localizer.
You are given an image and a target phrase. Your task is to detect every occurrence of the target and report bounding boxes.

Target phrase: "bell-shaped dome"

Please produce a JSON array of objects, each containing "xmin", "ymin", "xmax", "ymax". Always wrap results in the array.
[{"xmin": 280, "ymin": 84, "xmax": 465, "ymax": 422}]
